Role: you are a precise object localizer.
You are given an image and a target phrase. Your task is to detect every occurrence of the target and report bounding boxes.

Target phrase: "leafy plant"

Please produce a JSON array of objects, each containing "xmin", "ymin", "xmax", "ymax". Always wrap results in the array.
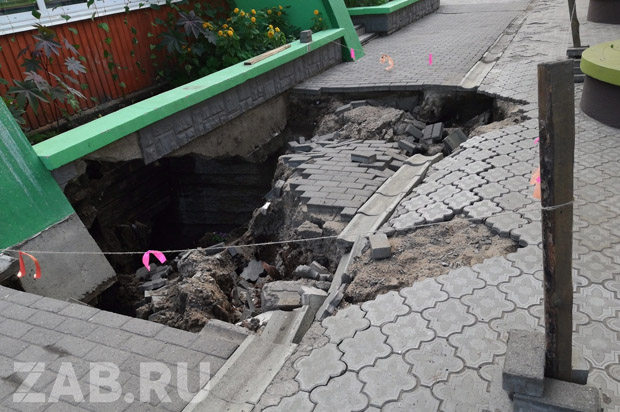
[
  {"xmin": 311, "ymin": 9, "xmax": 325, "ymax": 33},
  {"xmin": 153, "ymin": 3, "xmax": 299, "ymax": 86},
  {"xmin": 1, "ymin": 24, "xmax": 87, "ymax": 128}
]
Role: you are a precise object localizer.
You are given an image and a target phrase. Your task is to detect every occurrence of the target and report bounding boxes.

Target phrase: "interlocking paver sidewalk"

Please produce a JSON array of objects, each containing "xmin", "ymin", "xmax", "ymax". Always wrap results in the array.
[{"xmin": 257, "ymin": 0, "xmax": 620, "ymax": 410}]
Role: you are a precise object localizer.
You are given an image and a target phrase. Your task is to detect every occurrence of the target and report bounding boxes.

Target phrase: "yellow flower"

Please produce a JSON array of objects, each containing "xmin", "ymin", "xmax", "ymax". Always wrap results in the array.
[
  {"xmin": 251, "ymin": 9, "xmax": 256, "ymax": 14},
  {"xmin": 222, "ymin": 24, "xmax": 228, "ymax": 29},
  {"xmin": 227, "ymin": 30, "xmax": 233, "ymax": 37},
  {"xmin": 314, "ymin": 9, "xmax": 319, "ymax": 15},
  {"xmin": 202, "ymin": 22, "xmax": 208, "ymax": 28},
  {"xmin": 275, "ymin": 27, "xmax": 280, "ymax": 32},
  {"xmin": 279, "ymin": 5, "xmax": 283, "ymax": 9},
  {"xmin": 267, "ymin": 9, "xmax": 272, "ymax": 14},
  {"xmin": 218, "ymin": 30, "xmax": 223, "ymax": 36},
  {"xmin": 277, "ymin": 11, "xmax": 281, "ymax": 16},
  {"xmin": 269, "ymin": 24, "xmax": 273, "ymax": 29},
  {"xmin": 233, "ymin": 7, "xmax": 239, "ymax": 13},
  {"xmin": 251, "ymin": 16, "xmax": 256, "ymax": 23},
  {"xmin": 240, "ymin": 10, "xmax": 245, "ymax": 16},
  {"xmin": 267, "ymin": 30, "xmax": 274, "ymax": 38},
  {"xmin": 187, "ymin": 47, "xmax": 191, "ymax": 52}
]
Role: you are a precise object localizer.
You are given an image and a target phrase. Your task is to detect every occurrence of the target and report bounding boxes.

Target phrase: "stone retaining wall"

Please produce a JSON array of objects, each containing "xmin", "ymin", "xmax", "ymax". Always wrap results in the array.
[{"xmin": 351, "ymin": 0, "xmax": 440, "ymax": 35}]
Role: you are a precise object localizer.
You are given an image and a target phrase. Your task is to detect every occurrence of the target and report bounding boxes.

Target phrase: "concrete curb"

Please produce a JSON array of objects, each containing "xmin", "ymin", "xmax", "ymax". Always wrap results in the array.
[{"xmin": 314, "ymin": 153, "xmax": 441, "ymax": 320}]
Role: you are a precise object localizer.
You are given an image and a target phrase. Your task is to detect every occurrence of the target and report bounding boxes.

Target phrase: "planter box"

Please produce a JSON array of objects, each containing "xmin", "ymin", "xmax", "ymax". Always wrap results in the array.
[
  {"xmin": 348, "ymin": 0, "xmax": 440, "ymax": 35},
  {"xmin": 34, "ymin": 29, "xmax": 345, "ymax": 171}
]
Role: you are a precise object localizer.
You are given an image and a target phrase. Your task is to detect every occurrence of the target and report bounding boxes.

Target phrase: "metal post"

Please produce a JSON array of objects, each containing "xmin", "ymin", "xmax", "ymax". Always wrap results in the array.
[
  {"xmin": 538, "ymin": 60, "xmax": 575, "ymax": 381},
  {"xmin": 567, "ymin": 0, "xmax": 581, "ymax": 48}
]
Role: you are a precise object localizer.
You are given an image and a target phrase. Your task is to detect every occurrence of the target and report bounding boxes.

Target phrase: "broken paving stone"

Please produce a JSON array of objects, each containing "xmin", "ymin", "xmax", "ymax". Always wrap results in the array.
[
  {"xmin": 139, "ymin": 278, "xmax": 167, "ymax": 292},
  {"xmin": 261, "ymin": 281, "xmax": 304, "ymax": 311},
  {"xmin": 287, "ymin": 141, "xmax": 313, "ymax": 152},
  {"xmin": 423, "ymin": 122, "xmax": 444, "ymax": 144},
  {"xmin": 310, "ymin": 261, "xmax": 330, "ymax": 275},
  {"xmin": 323, "ymin": 220, "xmax": 346, "ymax": 237},
  {"xmin": 295, "ymin": 265, "xmax": 319, "ymax": 280},
  {"xmin": 398, "ymin": 140, "xmax": 424, "ymax": 155},
  {"xmin": 404, "ymin": 123, "xmax": 424, "ymax": 140},
  {"xmin": 264, "ymin": 179, "xmax": 285, "ymax": 200},
  {"xmin": 240, "ymin": 260, "xmax": 265, "ymax": 282},
  {"xmin": 350, "ymin": 100, "xmax": 368, "ymax": 108},
  {"xmin": 297, "ymin": 221, "xmax": 323, "ymax": 239},
  {"xmin": 369, "ymin": 234, "xmax": 391, "ymax": 260},
  {"xmin": 351, "ymin": 152, "xmax": 377, "ymax": 164},
  {"xmin": 443, "ymin": 129, "xmax": 468, "ymax": 152}
]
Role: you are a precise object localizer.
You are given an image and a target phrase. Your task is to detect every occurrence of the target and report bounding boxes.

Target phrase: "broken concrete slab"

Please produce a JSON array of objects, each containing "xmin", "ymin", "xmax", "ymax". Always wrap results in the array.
[
  {"xmin": 503, "ymin": 329, "xmax": 545, "ymax": 396},
  {"xmin": 335, "ymin": 103, "xmax": 353, "ymax": 115},
  {"xmin": 513, "ymin": 378, "xmax": 601, "ymax": 412},
  {"xmin": 0, "ymin": 254, "xmax": 18, "ymax": 282},
  {"xmin": 296, "ymin": 221, "xmax": 323, "ymax": 239},
  {"xmin": 294, "ymin": 265, "xmax": 319, "ymax": 280},
  {"xmin": 369, "ymin": 234, "xmax": 391, "ymax": 259},
  {"xmin": 398, "ymin": 139, "xmax": 424, "ymax": 155},
  {"xmin": 404, "ymin": 152, "xmax": 443, "ymax": 167},
  {"xmin": 261, "ymin": 281, "xmax": 304, "ymax": 311},
  {"xmin": 310, "ymin": 261, "xmax": 330, "ymax": 275},
  {"xmin": 350, "ymin": 100, "xmax": 368, "ymax": 108},
  {"xmin": 240, "ymin": 260, "xmax": 265, "ymax": 282},
  {"xmin": 139, "ymin": 278, "xmax": 167, "ymax": 292}
]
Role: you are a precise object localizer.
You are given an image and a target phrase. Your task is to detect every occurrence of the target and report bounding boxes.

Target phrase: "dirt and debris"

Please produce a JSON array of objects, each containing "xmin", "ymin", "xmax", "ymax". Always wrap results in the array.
[{"xmin": 345, "ymin": 218, "xmax": 519, "ymax": 303}]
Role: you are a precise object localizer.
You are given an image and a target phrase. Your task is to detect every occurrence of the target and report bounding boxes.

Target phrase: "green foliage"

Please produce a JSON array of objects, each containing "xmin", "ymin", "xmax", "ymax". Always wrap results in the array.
[
  {"xmin": 311, "ymin": 9, "xmax": 326, "ymax": 32},
  {"xmin": 344, "ymin": 0, "xmax": 389, "ymax": 6},
  {"xmin": 153, "ymin": 3, "xmax": 300, "ymax": 85},
  {"xmin": 2, "ymin": 24, "xmax": 87, "ymax": 128}
]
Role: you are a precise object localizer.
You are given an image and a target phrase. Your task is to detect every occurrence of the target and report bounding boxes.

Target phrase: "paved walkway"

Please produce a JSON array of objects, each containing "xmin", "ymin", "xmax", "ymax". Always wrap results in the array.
[
  {"xmin": 256, "ymin": 0, "xmax": 620, "ymax": 411},
  {"xmin": 296, "ymin": 0, "xmax": 530, "ymax": 93}
]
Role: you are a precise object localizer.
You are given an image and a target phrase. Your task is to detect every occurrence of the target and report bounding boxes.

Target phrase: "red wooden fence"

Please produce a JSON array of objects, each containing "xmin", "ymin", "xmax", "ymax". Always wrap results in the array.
[{"xmin": 0, "ymin": 1, "xmax": 227, "ymax": 131}]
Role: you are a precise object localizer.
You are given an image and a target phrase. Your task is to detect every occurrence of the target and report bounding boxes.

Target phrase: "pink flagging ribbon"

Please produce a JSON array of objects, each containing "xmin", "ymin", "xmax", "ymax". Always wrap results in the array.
[
  {"xmin": 142, "ymin": 250, "xmax": 166, "ymax": 271},
  {"xmin": 17, "ymin": 252, "xmax": 42, "ymax": 279},
  {"xmin": 350, "ymin": 48, "xmax": 355, "ymax": 60},
  {"xmin": 429, "ymin": 53, "xmax": 432, "ymax": 65}
]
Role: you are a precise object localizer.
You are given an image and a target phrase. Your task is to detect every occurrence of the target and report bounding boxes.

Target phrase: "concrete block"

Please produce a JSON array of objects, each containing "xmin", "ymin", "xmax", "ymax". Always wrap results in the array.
[
  {"xmin": 288, "ymin": 141, "xmax": 312, "ymax": 152},
  {"xmin": 294, "ymin": 265, "xmax": 319, "ymax": 280},
  {"xmin": 0, "ymin": 254, "xmax": 19, "ymax": 282},
  {"xmin": 369, "ymin": 234, "xmax": 391, "ymax": 259},
  {"xmin": 240, "ymin": 260, "xmax": 265, "ymax": 282},
  {"xmin": 444, "ymin": 129, "xmax": 468, "ymax": 152},
  {"xmin": 261, "ymin": 281, "xmax": 304, "ymax": 312},
  {"xmin": 398, "ymin": 139, "xmax": 424, "ymax": 155},
  {"xmin": 310, "ymin": 261, "xmax": 330, "ymax": 275},
  {"xmin": 335, "ymin": 103, "xmax": 353, "ymax": 115},
  {"xmin": 404, "ymin": 123, "xmax": 424, "ymax": 140},
  {"xmin": 300, "ymin": 30, "xmax": 312, "ymax": 43},
  {"xmin": 351, "ymin": 152, "xmax": 377, "ymax": 164},
  {"xmin": 350, "ymin": 100, "xmax": 368, "ymax": 108},
  {"xmin": 423, "ymin": 122, "xmax": 444, "ymax": 144},
  {"xmin": 513, "ymin": 378, "xmax": 601, "ymax": 412},
  {"xmin": 299, "ymin": 286, "xmax": 328, "ymax": 307},
  {"xmin": 503, "ymin": 329, "xmax": 545, "ymax": 396}
]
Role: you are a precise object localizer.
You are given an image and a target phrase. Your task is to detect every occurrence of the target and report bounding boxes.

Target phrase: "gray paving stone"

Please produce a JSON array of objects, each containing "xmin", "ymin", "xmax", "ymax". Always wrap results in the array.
[
  {"xmin": 26, "ymin": 310, "xmax": 67, "ymax": 329},
  {"xmin": 463, "ymin": 148, "xmax": 496, "ymax": 162},
  {"xmin": 458, "ymin": 160, "xmax": 491, "ymax": 175},
  {"xmin": 486, "ymin": 211, "xmax": 528, "ymax": 236},
  {"xmin": 575, "ymin": 284, "xmax": 620, "ymax": 322},
  {"xmin": 401, "ymin": 194, "xmax": 432, "ymax": 212},
  {"xmin": 382, "ymin": 387, "xmax": 440, "ymax": 411},
  {"xmin": 463, "ymin": 199, "xmax": 502, "ymax": 222},
  {"xmin": 573, "ymin": 322, "xmax": 620, "ymax": 368},
  {"xmin": 120, "ymin": 318, "xmax": 165, "ymax": 337},
  {"xmin": 501, "ymin": 175, "xmax": 530, "ymax": 192},
  {"xmin": 30, "ymin": 297, "xmax": 71, "ymax": 313},
  {"xmin": 432, "ymin": 368, "xmax": 490, "ymax": 412},
  {"xmin": 88, "ymin": 311, "xmax": 131, "ymax": 328},
  {"xmin": 473, "ymin": 256, "xmax": 521, "ymax": 286},
  {"xmin": 493, "ymin": 191, "xmax": 533, "ymax": 211},
  {"xmin": 310, "ymin": 372, "xmax": 368, "ymax": 412},
  {"xmin": 437, "ymin": 267, "xmax": 486, "ymax": 298},
  {"xmin": 404, "ymin": 338, "xmax": 464, "ymax": 386},
  {"xmin": 418, "ymin": 203, "xmax": 454, "ymax": 223},
  {"xmin": 487, "ymin": 154, "xmax": 517, "ymax": 168},
  {"xmin": 55, "ymin": 318, "xmax": 99, "ymax": 339},
  {"xmin": 359, "ymin": 354, "xmax": 416, "ymax": 407},
  {"xmin": 473, "ymin": 182, "xmax": 510, "ymax": 199},
  {"xmin": 381, "ymin": 312, "xmax": 434, "ymax": 354},
  {"xmin": 437, "ymin": 170, "xmax": 466, "ymax": 185},
  {"xmin": 294, "ymin": 343, "xmax": 346, "ymax": 391},
  {"xmin": 400, "ymin": 278, "xmax": 448, "ymax": 312},
  {"xmin": 448, "ymin": 322, "xmax": 507, "ymax": 367},
  {"xmin": 413, "ymin": 181, "xmax": 441, "ymax": 196},
  {"xmin": 443, "ymin": 190, "xmax": 481, "ymax": 213},
  {"xmin": 339, "ymin": 326, "xmax": 391, "ymax": 371},
  {"xmin": 263, "ymin": 392, "xmax": 314, "ymax": 412},
  {"xmin": 322, "ymin": 305, "xmax": 370, "ymax": 344},
  {"xmin": 0, "ymin": 318, "xmax": 33, "ymax": 339},
  {"xmin": 429, "ymin": 185, "xmax": 461, "ymax": 203},
  {"xmin": 58, "ymin": 303, "xmax": 101, "ymax": 320},
  {"xmin": 498, "ymin": 274, "xmax": 543, "ymax": 308},
  {"xmin": 391, "ymin": 211, "xmax": 425, "ymax": 231},
  {"xmin": 480, "ymin": 167, "xmax": 516, "ymax": 184},
  {"xmin": 361, "ymin": 291, "xmax": 409, "ymax": 326},
  {"xmin": 511, "ymin": 221, "xmax": 542, "ymax": 246},
  {"xmin": 490, "ymin": 308, "xmax": 544, "ymax": 342},
  {"xmin": 422, "ymin": 298, "xmax": 475, "ymax": 338},
  {"xmin": 453, "ymin": 174, "xmax": 487, "ymax": 191},
  {"xmin": 20, "ymin": 325, "xmax": 65, "ymax": 346}
]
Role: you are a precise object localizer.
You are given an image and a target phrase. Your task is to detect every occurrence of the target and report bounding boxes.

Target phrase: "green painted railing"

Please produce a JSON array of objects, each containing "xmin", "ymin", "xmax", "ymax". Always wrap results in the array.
[
  {"xmin": 347, "ymin": 0, "xmax": 419, "ymax": 15},
  {"xmin": 34, "ymin": 28, "xmax": 346, "ymax": 171}
]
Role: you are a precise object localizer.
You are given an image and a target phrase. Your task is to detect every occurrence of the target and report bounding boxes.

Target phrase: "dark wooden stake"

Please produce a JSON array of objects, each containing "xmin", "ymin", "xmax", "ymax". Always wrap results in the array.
[
  {"xmin": 567, "ymin": 0, "xmax": 581, "ymax": 47},
  {"xmin": 538, "ymin": 60, "xmax": 575, "ymax": 382}
]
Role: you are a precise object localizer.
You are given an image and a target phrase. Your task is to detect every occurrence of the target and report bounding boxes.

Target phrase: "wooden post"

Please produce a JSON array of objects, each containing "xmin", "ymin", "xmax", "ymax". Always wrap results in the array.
[
  {"xmin": 538, "ymin": 60, "xmax": 575, "ymax": 381},
  {"xmin": 567, "ymin": 0, "xmax": 581, "ymax": 48}
]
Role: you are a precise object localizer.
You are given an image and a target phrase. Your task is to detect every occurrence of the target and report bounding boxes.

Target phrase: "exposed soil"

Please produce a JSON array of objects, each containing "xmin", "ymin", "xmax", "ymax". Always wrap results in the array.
[{"xmin": 345, "ymin": 218, "xmax": 519, "ymax": 303}]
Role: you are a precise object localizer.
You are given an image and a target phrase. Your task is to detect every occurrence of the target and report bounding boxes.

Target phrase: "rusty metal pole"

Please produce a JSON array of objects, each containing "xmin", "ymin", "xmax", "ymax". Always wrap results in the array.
[
  {"xmin": 567, "ymin": 0, "xmax": 581, "ymax": 48},
  {"xmin": 538, "ymin": 60, "xmax": 575, "ymax": 381}
]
